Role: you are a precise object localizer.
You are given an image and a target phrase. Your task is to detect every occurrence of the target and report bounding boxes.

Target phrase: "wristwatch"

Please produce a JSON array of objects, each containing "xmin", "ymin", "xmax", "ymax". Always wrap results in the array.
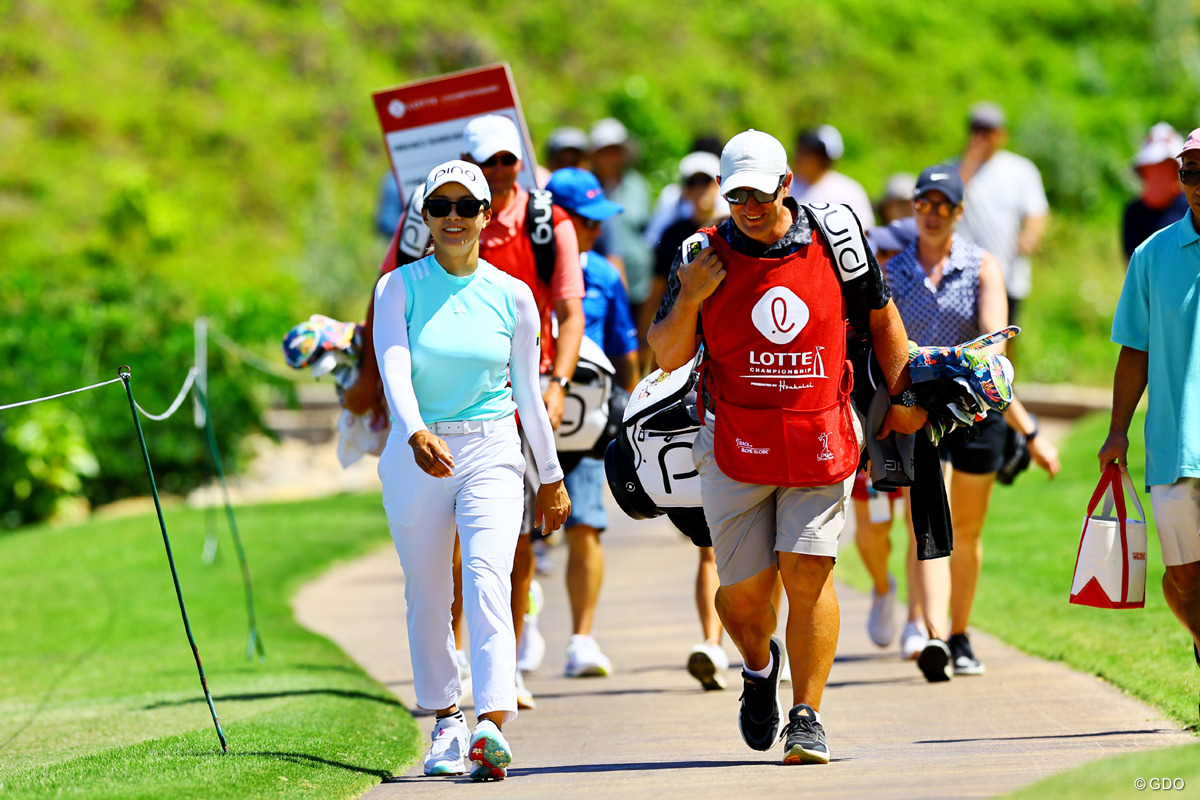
[
  {"xmin": 549, "ymin": 375, "xmax": 571, "ymax": 390},
  {"xmin": 889, "ymin": 388, "xmax": 917, "ymax": 408}
]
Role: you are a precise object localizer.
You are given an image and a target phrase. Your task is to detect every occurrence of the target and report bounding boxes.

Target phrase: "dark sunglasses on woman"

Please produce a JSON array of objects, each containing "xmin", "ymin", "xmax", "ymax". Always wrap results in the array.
[
  {"xmin": 913, "ymin": 197, "xmax": 958, "ymax": 219},
  {"xmin": 1179, "ymin": 168, "xmax": 1200, "ymax": 187},
  {"xmin": 480, "ymin": 152, "xmax": 519, "ymax": 168},
  {"xmin": 724, "ymin": 176, "xmax": 786, "ymax": 205},
  {"xmin": 425, "ymin": 197, "xmax": 488, "ymax": 218}
]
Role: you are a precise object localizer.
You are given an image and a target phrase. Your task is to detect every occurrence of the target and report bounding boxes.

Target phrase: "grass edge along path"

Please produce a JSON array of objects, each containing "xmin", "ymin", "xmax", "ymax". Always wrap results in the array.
[{"xmin": 0, "ymin": 492, "xmax": 421, "ymax": 800}]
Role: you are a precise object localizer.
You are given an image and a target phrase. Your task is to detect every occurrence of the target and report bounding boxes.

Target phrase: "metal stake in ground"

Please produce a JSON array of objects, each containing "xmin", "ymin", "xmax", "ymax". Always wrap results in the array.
[
  {"xmin": 194, "ymin": 383, "xmax": 266, "ymax": 661},
  {"xmin": 117, "ymin": 366, "xmax": 229, "ymax": 753}
]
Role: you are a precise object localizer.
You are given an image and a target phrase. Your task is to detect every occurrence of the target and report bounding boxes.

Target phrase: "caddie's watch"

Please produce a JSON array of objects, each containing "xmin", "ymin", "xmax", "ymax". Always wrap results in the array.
[
  {"xmin": 889, "ymin": 388, "xmax": 917, "ymax": 408},
  {"xmin": 549, "ymin": 375, "xmax": 571, "ymax": 390}
]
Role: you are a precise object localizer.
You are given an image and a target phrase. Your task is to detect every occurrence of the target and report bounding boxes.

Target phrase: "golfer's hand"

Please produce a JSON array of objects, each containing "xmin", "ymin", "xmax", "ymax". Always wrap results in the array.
[
  {"xmin": 1030, "ymin": 436, "xmax": 1061, "ymax": 479},
  {"xmin": 1097, "ymin": 432, "xmax": 1129, "ymax": 473},
  {"xmin": 542, "ymin": 382, "xmax": 565, "ymax": 430},
  {"xmin": 877, "ymin": 404, "xmax": 927, "ymax": 438},
  {"xmin": 408, "ymin": 430, "xmax": 454, "ymax": 478},
  {"xmin": 535, "ymin": 479, "xmax": 571, "ymax": 534},
  {"xmin": 678, "ymin": 246, "xmax": 726, "ymax": 305}
]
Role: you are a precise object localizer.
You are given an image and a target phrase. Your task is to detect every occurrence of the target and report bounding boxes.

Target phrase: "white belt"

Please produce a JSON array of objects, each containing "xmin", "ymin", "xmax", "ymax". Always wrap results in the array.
[{"xmin": 432, "ymin": 419, "xmax": 499, "ymax": 436}]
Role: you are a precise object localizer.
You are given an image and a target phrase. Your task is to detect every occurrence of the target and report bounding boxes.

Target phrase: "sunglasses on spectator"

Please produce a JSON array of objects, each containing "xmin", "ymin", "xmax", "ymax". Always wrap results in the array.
[
  {"xmin": 424, "ymin": 197, "xmax": 488, "ymax": 218},
  {"xmin": 480, "ymin": 152, "xmax": 519, "ymax": 168},
  {"xmin": 913, "ymin": 197, "xmax": 958, "ymax": 219},
  {"xmin": 569, "ymin": 212, "xmax": 602, "ymax": 230},
  {"xmin": 685, "ymin": 173, "xmax": 716, "ymax": 190},
  {"xmin": 724, "ymin": 176, "xmax": 786, "ymax": 205},
  {"xmin": 1179, "ymin": 168, "xmax": 1200, "ymax": 187}
]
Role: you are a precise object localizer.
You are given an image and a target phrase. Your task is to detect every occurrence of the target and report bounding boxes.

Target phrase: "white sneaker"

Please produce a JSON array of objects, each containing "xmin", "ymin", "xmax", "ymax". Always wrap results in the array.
[
  {"xmin": 900, "ymin": 620, "xmax": 928, "ymax": 660},
  {"xmin": 423, "ymin": 711, "xmax": 468, "ymax": 776},
  {"xmin": 565, "ymin": 634, "xmax": 612, "ymax": 677},
  {"xmin": 516, "ymin": 619, "xmax": 546, "ymax": 673},
  {"xmin": 468, "ymin": 719, "xmax": 512, "ymax": 781},
  {"xmin": 687, "ymin": 641, "xmax": 730, "ymax": 690},
  {"xmin": 514, "ymin": 669, "xmax": 536, "ymax": 710},
  {"xmin": 533, "ymin": 539, "xmax": 555, "ymax": 576},
  {"xmin": 867, "ymin": 575, "xmax": 897, "ymax": 648}
]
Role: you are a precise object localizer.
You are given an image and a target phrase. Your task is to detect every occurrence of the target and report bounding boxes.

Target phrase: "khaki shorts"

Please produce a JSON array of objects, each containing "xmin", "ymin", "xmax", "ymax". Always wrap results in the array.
[
  {"xmin": 692, "ymin": 414, "xmax": 859, "ymax": 586},
  {"xmin": 1150, "ymin": 478, "xmax": 1200, "ymax": 566}
]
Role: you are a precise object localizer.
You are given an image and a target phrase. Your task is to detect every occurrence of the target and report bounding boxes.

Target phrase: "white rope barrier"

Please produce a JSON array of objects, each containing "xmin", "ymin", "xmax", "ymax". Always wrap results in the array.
[
  {"xmin": 0, "ymin": 377, "xmax": 125, "ymax": 412},
  {"xmin": 134, "ymin": 367, "xmax": 199, "ymax": 422},
  {"xmin": 207, "ymin": 325, "xmax": 305, "ymax": 381}
]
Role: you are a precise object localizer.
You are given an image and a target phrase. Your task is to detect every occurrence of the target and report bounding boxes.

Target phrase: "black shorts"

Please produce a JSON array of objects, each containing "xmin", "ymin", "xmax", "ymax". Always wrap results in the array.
[{"xmin": 937, "ymin": 411, "xmax": 1007, "ymax": 475}]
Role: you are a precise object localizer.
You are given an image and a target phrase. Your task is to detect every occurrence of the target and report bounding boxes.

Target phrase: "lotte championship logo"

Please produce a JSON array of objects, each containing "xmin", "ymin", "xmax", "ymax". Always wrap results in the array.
[{"xmin": 751, "ymin": 287, "xmax": 808, "ymax": 345}]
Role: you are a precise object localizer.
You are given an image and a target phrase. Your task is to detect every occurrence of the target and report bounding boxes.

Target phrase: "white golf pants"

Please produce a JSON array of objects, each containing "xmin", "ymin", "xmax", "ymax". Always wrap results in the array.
[{"xmin": 379, "ymin": 415, "xmax": 524, "ymax": 723}]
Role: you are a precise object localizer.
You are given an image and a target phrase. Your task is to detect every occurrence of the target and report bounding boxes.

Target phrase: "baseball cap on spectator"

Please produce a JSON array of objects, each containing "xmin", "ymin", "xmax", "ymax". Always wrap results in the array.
[
  {"xmin": 679, "ymin": 151, "xmax": 721, "ymax": 182},
  {"xmin": 914, "ymin": 164, "xmax": 964, "ymax": 206},
  {"xmin": 1175, "ymin": 127, "xmax": 1200, "ymax": 160},
  {"xmin": 719, "ymin": 129, "xmax": 789, "ymax": 196},
  {"xmin": 797, "ymin": 125, "xmax": 845, "ymax": 161},
  {"xmin": 546, "ymin": 167, "xmax": 623, "ymax": 221},
  {"xmin": 867, "ymin": 217, "xmax": 919, "ymax": 255},
  {"xmin": 547, "ymin": 126, "xmax": 589, "ymax": 157},
  {"xmin": 589, "ymin": 117, "xmax": 631, "ymax": 151},
  {"xmin": 968, "ymin": 101, "xmax": 1006, "ymax": 131},
  {"xmin": 462, "ymin": 115, "xmax": 524, "ymax": 163},
  {"xmin": 425, "ymin": 160, "xmax": 491, "ymax": 204},
  {"xmin": 1133, "ymin": 122, "xmax": 1184, "ymax": 167},
  {"xmin": 881, "ymin": 172, "xmax": 917, "ymax": 203}
]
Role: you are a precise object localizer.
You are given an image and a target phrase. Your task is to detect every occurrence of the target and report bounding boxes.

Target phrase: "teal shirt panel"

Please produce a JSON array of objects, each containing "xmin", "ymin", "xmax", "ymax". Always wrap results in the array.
[
  {"xmin": 1113, "ymin": 209, "xmax": 1200, "ymax": 485},
  {"xmin": 401, "ymin": 256, "xmax": 519, "ymax": 425}
]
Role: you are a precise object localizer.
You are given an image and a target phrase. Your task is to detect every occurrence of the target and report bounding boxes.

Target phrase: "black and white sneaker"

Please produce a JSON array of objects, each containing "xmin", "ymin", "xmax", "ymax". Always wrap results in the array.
[
  {"xmin": 737, "ymin": 635, "xmax": 784, "ymax": 751},
  {"xmin": 918, "ymin": 638, "xmax": 952, "ymax": 682},
  {"xmin": 782, "ymin": 703, "xmax": 829, "ymax": 765},
  {"xmin": 949, "ymin": 632, "xmax": 985, "ymax": 676}
]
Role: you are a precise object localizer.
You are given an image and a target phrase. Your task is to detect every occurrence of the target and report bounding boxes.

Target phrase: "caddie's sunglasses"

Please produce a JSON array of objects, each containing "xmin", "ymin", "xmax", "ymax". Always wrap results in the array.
[
  {"xmin": 1179, "ymin": 168, "xmax": 1200, "ymax": 187},
  {"xmin": 425, "ymin": 197, "xmax": 488, "ymax": 218},
  {"xmin": 481, "ymin": 152, "xmax": 519, "ymax": 168},
  {"xmin": 724, "ymin": 176, "xmax": 786, "ymax": 205},
  {"xmin": 913, "ymin": 197, "xmax": 958, "ymax": 219}
]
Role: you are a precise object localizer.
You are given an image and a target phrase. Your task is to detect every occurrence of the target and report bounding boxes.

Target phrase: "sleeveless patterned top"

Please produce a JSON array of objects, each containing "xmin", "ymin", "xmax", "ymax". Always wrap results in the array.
[{"xmin": 886, "ymin": 234, "xmax": 984, "ymax": 347}]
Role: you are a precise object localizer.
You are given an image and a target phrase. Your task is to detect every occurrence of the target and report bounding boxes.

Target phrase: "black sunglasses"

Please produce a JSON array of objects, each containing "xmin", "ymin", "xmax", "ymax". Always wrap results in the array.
[
  {"xmin": 913, "ymin": 197, "xmax": 958, "ymax": 219},
  {"xmin": 480, "ymin": 152, "xmax": 519, "ymax": 168},
  {"xmin": 1179, "ymin": 168, "xmax": 1200, "ymax": 187},
  {"xmin": 425, "ymin": 197, "xmax": 488, "ymax": 218},
  {"xmin": 569, "ymin": 212, "xmax": 602, "ymax": 230},
  {"xmin": 724, "ymin": 176, "xmax": 786, "ymax": 205}
]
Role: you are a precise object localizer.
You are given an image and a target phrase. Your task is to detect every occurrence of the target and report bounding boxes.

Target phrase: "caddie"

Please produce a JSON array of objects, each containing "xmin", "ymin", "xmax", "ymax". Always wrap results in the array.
[
  {"xmin": 648, "ymin": 129, "xmax": 926, "ymax": 764},
  {"xmin": 1099, "ymin": 126, "xmax": 1200, "ymax": 715}
]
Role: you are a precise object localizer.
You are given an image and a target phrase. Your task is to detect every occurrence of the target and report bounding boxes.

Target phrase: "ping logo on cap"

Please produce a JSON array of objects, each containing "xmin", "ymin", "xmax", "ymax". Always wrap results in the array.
[{"xmin": 431, "ymin": 164, "xmax": 478, "ymax": 183}]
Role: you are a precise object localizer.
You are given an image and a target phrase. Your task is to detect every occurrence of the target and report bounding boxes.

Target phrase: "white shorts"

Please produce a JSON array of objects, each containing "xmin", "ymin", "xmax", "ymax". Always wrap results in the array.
[{"xmin": 1150, "ymin": 478, "xmax": 1200, "ymax": 566}]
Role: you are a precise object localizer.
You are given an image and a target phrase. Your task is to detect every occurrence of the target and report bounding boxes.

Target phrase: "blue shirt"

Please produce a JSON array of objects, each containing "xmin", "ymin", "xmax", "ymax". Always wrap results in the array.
[
  {"xmin": 887, "ymin": 234, "xmax": 984, "ymax": 347},
  {"xmin": 1113, "ymin": 209, "xmax": 1200, "ymax": 485},
  {"xmin": 581, "ymin": 251, "xmax": 639, "ymax": 358},
  {"xmin": 401, "ymin": 256, "xmax": 520, "ymax": 425}
]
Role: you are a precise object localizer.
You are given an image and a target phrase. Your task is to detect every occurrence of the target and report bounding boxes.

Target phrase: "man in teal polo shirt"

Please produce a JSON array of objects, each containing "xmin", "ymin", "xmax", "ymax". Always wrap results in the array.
[{"xmin": 1099, "ymin": 127, "xmax": 1200, "ymax": 713}]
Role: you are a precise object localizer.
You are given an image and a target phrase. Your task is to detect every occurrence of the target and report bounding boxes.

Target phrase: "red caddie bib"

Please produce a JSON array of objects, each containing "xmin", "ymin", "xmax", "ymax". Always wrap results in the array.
[{"xmin": 699, "ymin": 222, "xmax": 858, "ymax": 487}]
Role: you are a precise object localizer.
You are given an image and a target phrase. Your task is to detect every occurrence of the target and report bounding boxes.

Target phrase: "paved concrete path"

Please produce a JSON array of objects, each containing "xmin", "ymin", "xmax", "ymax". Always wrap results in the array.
[{"xmin": 294, "ymin": 505, "xmax": 1191, "ymax": 800}]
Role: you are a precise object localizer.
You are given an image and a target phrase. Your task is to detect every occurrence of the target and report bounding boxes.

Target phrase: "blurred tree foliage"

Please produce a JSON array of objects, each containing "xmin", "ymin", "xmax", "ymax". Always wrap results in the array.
[{"xmin": 1, "ymin": 0, "xmax": 1198, "ymax": 526}]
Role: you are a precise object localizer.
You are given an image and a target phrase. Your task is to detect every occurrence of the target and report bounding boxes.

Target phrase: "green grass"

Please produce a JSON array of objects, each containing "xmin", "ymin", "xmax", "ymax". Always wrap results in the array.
[
  {"xmin": 839, "ymin": 410, "xmax": 1200, "ymax": 727},
  {"xmin": 1004, "ymin": 740, "xmax": 1200, "ymax": 798},
  {"xmin": 0, "ymin": 492, "xmax": 420, "ymax": 799}
]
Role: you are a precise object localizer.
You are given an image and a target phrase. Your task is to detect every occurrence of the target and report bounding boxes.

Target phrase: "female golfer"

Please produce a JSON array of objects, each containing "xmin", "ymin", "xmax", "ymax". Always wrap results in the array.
[{"xmin": 374, "ymin": 159, "xmax": 570, "ymax": 781}]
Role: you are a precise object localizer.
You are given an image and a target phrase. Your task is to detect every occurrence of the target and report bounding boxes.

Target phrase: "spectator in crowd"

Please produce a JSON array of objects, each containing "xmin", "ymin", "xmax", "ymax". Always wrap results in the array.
[
  {"xmin": 650, "ymin": 129, "xmax": 926, "ymax": 764},
  {"xmin": 955, "ymin": 102, "xmax": 1048, "ymax": 327},
  {"xmin": 536, "ymin": 126, "xmax": 590, "ymax": 187},
  {"xmin": 460, "ymin": 114, "xmax": 587, "ymax": 711},
  {"xmin": 875, "ymin": 173, "xmax": 917, "ymax": 225},
  {"xmin": 1123, "ymin": 122, "xmax": 1189, "ymax": 261},
  {"xmin": 788, "ymin": 124, "xmax": 875, "ymax": 226},
  {"xmin": 1099, "ymin": 128, "xmax": 1200, "ymax": 715},
  {"xmin": 373, "ymin": 159, "xmax": 569, "ymax": 780},
  {"xmin": 589, "ymin": 118, "xmax": 653, "ymax": 344},
  {"xmin": 545, "ymin": 166, "xmax": 640, "ymax": 678},
  {"xmin": 856, "ymin": 217, "xmax": 926, "ymax": 659},
  {"xmin": 885, "ymin": 165, "xmax": 1059, "ymax": 683},
  {"xmin": 644, "ymin": 135, "xmax": 729, "ymax": 253}
]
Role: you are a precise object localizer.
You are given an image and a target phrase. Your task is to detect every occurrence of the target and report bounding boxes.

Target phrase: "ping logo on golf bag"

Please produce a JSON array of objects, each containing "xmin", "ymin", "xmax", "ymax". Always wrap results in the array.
[
  {"xmin": 805, "ymin": 202, "xmax": 869, "ymax": 283},
  {"xmin": 528, "ymin": 189, "xmax": 554, "ymax": 245}
]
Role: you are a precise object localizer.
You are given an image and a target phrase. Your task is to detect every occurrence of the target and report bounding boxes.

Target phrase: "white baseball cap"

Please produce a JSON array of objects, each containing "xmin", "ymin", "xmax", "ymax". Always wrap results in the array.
[
  {"xmin": 719, "ymin": 130, "xmax": 788, "ymax": 196},
  {"xmin": 1134, "ymin": 122, "xmax": 1184, "ymax": 167},
  {"xmin": 589, "ymin": 117, "xmax": 630, "ymax": 151},
  {"xmin": 461, "ymin": 115, "xmax": 523, "ymax": 163},
  {"xmin": 424, "ymin": 160, "xmax": 491, "ymax": 203},
  {"xmin": 679, "ymin": 151, "xmax": 721, "ymax": 181}
]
